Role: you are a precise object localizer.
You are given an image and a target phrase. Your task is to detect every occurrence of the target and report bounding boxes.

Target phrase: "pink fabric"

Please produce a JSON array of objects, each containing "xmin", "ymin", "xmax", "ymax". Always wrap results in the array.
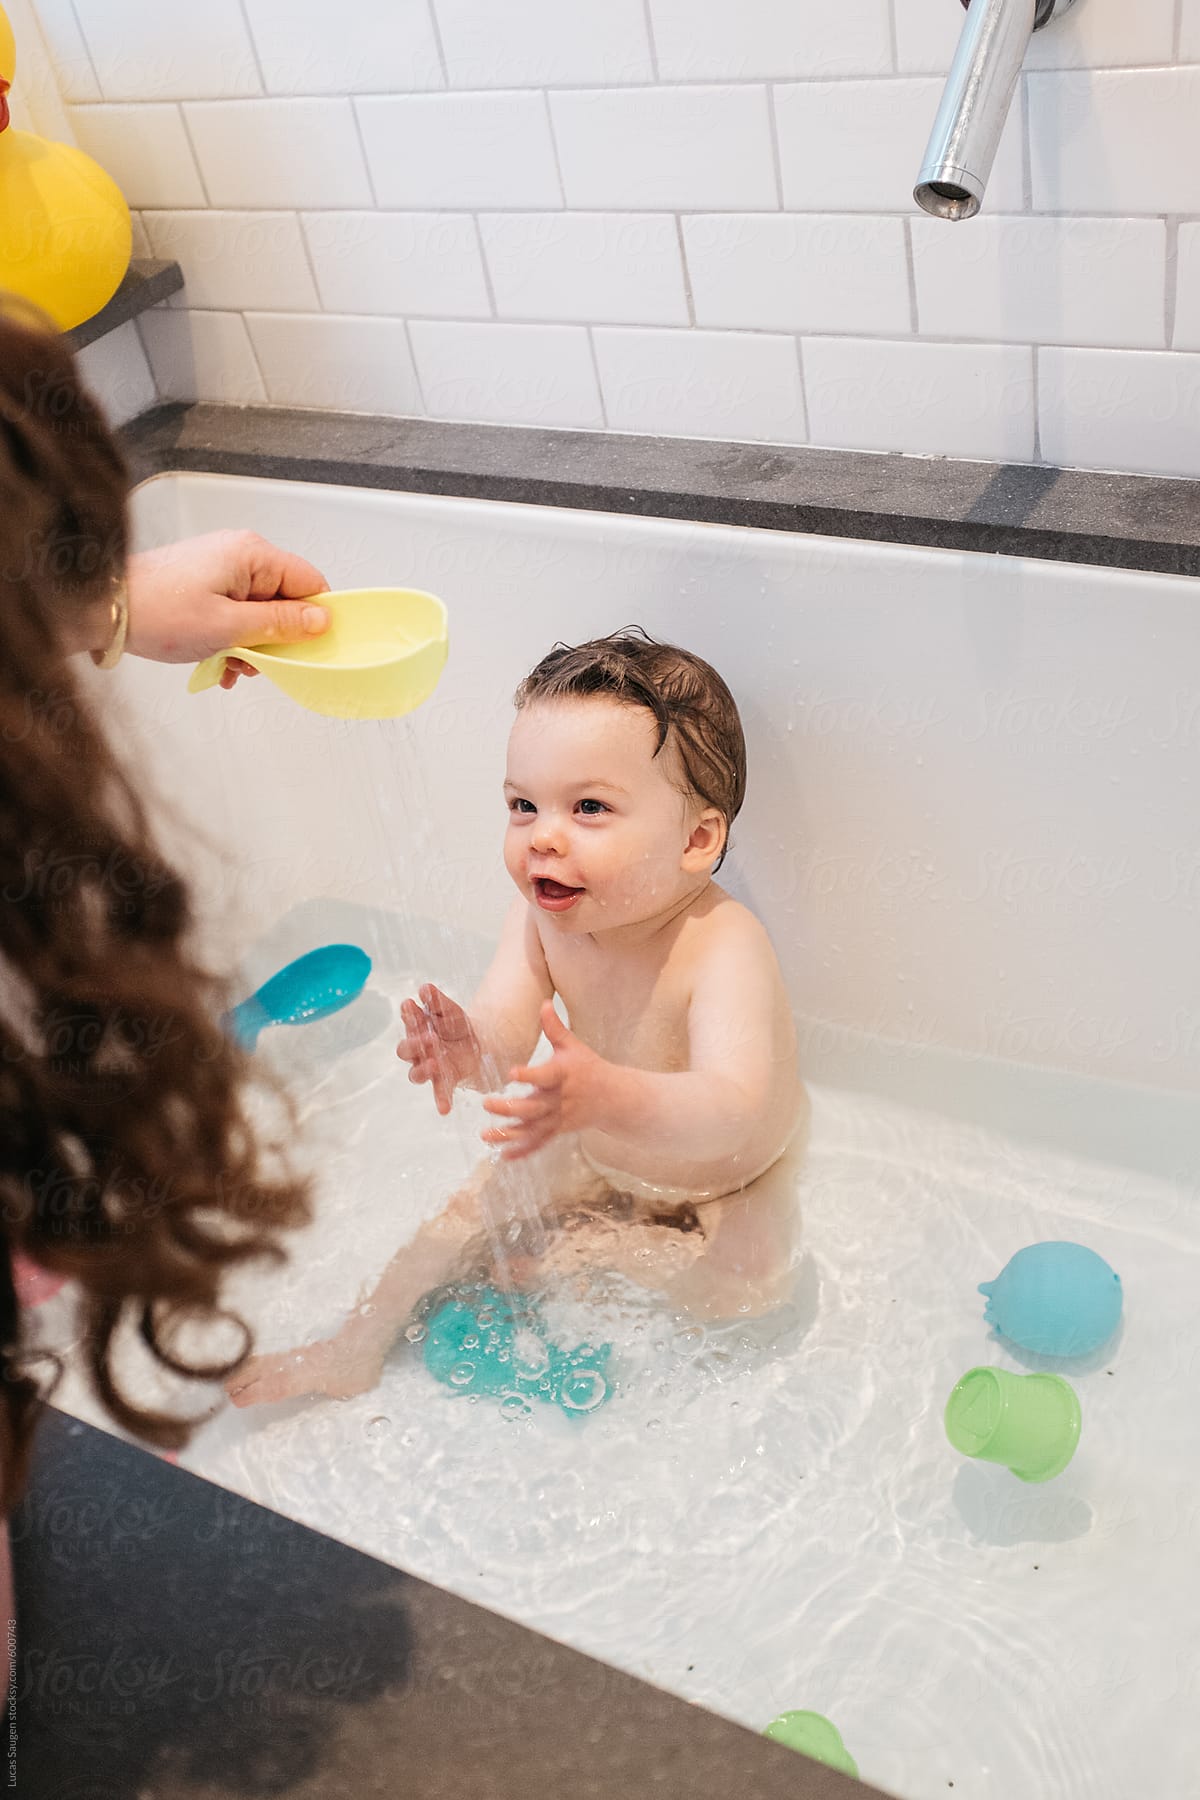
[{"xmin": 11, "ymin": 1254, "xmax": 64, "ymax": 1307}]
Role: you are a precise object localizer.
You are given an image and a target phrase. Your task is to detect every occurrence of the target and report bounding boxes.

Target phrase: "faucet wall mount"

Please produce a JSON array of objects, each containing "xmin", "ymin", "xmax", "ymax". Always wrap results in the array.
[{"xmin": 916, "ymin": 0, "xmax": 1083, "ymax": 221}]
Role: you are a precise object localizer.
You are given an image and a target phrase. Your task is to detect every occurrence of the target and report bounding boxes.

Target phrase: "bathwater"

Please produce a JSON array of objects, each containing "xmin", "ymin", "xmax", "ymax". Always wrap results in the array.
[{"xmin": 41, "ymin": 906, "xmax": 1200, "ymax": 1800}]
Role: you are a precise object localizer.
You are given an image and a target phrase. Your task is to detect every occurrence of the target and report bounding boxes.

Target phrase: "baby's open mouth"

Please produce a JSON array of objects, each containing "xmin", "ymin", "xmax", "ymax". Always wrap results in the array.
[{"xmin": 532, "ymin": 876, "xmax": 585, "ymax": 910}]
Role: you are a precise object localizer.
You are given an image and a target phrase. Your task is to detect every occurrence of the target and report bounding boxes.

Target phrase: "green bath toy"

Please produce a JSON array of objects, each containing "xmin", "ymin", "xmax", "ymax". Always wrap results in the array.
[
  {"xmin": 945, "ymin": 1365, "xmax": 1081, "ymax": 1483},
  {"xmin": 763, "ymin": 1711, "xmax": 858, "ymax": 1778},
  {"xmin": 423, "ymin": 1286, "xmax": 612, "ymax": 1417}
]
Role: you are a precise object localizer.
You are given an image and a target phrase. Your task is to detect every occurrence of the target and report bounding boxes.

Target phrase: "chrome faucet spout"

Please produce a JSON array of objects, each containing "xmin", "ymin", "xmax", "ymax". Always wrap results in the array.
[{"xmin": 914, "ymin": 0, "xmax": 1078, "ymax": 221}]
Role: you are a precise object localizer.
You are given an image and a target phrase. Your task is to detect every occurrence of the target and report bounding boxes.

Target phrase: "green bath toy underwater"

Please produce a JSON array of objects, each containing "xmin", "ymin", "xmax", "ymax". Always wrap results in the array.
[
  {"xmin": 763, "ymin": 1711, "xmax": 859, "ymax": 1778},
  {"xmin": 945, "ymin": 1365, "xmax": 1081, "ymax": 1483},
  {"xmin": 423, "ymin": 1286, "xmax": 612, "ymax": 1417}
]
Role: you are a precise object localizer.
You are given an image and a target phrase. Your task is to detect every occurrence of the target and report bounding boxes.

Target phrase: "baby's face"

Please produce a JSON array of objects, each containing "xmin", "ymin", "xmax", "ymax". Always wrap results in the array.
[{"xmin": 503, "ymin": 698, "xmax": 715, "ymax": 929}]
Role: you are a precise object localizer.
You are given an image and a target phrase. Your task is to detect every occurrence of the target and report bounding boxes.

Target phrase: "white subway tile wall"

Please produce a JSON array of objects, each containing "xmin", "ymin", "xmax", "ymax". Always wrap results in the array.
[
  {"xmin": 30, "ymin": 0, "xmax": 1200, "ymax": 473},
  {"xmin": 479, "ymin": 214, "xmax": 688, "ymax": 326},
  {"xmin": 407, "ymin": 321, "xmax": 604, "ymax": 427}
]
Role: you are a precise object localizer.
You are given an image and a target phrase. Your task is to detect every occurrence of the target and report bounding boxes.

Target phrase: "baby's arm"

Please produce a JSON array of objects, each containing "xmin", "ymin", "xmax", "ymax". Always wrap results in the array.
[
  {"xmin": 592, "ymin": 914, "xmax": 780, "ymax": 1163},
  {"xmin": 461, "ymin": 893, "xmax": 554, "ymax": 1088}
]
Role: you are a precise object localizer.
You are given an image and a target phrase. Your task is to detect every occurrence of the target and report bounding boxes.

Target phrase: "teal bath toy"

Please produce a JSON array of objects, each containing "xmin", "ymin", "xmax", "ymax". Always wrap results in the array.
[
  {"xmin": 763, "ymin": 1711, "xmax": 859, "ymax": 1778},
  {"xmin": 223, "ymin": 944, "xmax": 372, "ymax": 1051},
  {"xmin": 979, "ymin": 1241, "xmax": 1123, "ymax": 1359},
  {"xmin": 423, "ymin": 1286, "xmax": 612, "ymax": 1418}
]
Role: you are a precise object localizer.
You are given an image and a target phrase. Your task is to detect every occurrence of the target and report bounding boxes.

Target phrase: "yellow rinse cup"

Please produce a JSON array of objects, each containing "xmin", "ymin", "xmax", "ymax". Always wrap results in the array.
[
  {"xmin": 944, "ymin": 1366, "xmax": 1081, "ymax": 1483},
  {"xmin": 187, "ymin": 587, "xmax": 448, "ymax": 722}
]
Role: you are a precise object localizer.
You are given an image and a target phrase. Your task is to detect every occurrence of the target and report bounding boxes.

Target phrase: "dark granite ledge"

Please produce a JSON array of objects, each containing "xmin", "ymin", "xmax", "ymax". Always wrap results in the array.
[
  {"xmin": 68, "ymin": 259, "xmax": 184, "ymax": 353},
  {"xmin": 121, "ymin": 400, "xmax": 1200, "ymax": 579},
  {"xmin": 13, "ymin": 1408, "xmax": 880, "ymax": 1800}
]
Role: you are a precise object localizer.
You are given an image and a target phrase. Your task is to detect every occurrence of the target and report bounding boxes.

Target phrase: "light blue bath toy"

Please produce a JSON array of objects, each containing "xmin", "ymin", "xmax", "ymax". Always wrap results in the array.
[
  {"xmin": 979, "ymin": 1241, "xmax": 1123, "ymax": 1359},
  {"xmin": 222, "ymin": 944, "xmax": 372, "ymax": 1051},
  {"xmin": 423, "ymin": 1286, "xmax": 612, "ymax": 1418}
]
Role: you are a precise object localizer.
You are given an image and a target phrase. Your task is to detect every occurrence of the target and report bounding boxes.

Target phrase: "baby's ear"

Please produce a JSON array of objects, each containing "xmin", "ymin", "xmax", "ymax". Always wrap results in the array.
[{"xmin": 682, "ymin": 807, "xmax": 726, "ymax": 871}]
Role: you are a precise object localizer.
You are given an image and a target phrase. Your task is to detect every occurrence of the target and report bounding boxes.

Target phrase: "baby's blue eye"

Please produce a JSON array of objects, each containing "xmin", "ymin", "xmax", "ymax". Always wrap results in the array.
[
  {"xmin": 578, "ymin": 798, "xmax": 607, "ymax": 815},
  {"xmin": 508, "ymin": 798, "xmax": 535, "ymax": 814}
]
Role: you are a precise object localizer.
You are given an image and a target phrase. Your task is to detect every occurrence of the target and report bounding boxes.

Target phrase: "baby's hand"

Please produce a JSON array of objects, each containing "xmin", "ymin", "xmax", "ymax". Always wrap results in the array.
[
  {"xmin": 396, "ymin": 984, "xmax": 482, "ymax": 1114},
  {"xmin": 480, "ymin": 1001, "xmax": 609, "ymax": 1160}
]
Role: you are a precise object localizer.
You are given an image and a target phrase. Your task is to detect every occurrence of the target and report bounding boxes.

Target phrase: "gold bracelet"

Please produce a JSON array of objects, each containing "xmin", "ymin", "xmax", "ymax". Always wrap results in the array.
[{"xmin": 89, "ymin": 575, "xmax": 129, "ymax": 670}]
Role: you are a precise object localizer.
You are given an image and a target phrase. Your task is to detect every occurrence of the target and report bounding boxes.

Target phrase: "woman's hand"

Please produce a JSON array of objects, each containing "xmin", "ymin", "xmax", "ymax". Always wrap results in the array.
[
  {"xmin": 123, "ymin": 529, "xmax": 332, "ymax": 688},
  {"xmin": 480, "ymin": 1001, "xmax": 611, "ymax": 1161},
  {"xmin": 396, "ymin": 984, "xmax": 484, "ymax": 1115}
]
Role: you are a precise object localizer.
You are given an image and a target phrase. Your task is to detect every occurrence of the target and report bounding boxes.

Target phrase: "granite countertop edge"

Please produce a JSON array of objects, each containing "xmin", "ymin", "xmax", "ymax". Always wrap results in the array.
[{"xmin": 120, "ymin": 402, "xmax": 1200, "ymax": 579}]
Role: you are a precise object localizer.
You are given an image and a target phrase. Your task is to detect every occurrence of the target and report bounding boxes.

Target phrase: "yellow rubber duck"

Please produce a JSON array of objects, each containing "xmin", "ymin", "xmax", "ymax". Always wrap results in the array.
[{"xmin": 0, "ymin": 2, "xmax": 131, "ymax": 330}]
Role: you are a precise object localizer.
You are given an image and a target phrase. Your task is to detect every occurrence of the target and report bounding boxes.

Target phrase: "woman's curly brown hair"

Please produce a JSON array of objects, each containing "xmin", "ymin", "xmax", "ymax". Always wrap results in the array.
[{"xmin": 0, "ymin": 298, "xmax": 310, "ymax": 1510}]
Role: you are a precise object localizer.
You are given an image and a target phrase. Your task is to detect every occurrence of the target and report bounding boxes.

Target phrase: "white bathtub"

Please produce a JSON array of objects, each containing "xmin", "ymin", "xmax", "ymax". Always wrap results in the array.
[{"xmin": 51, "ymin": 472, "xmax": 1200, "ymax": 1800}]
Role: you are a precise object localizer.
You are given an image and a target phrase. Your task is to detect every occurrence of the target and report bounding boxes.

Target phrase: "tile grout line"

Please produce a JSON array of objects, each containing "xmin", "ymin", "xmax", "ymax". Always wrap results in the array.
[
  {"xmin": 473, "ymin": 215, "xmax": 500, "ymax": 319},
  {"xmin": 234, "ymin": 0, "xmax": 268, "ymax": 94},
  {"xmin": 1020, "ymin": 73, "xmax": 1033, "ymax": 211},
  {"xmin": 640, "ymin": 0, "xmax": 660, "ymax": 80},
  {"xmin": 176, "ymin": 104, "xmax": 213, "ymax": 208},
  {"xmin": 1174, "ymin": 0, "xmax": 1184, "ymax": 60},
  {"xmin": 903, "ymin": 216, "xmax": 919, "ymax": 335},
  {"xmin": 55, "ymin": 59, "xmax": 1200, "ymax": 111},
  {"xmin": 1031, "ymin": 342, "xmax": 1042, "ymax": 462},
  {"xmin": 239, "ymin": 308, "xmax": 272, "ymax": 404},
  {"xmin": 66, "ymin": 0, "xmax": 102, "ymax": 99},
  {"xmin": 793, "ymin": 334, "xmax": 812, "ymax": 442},
  {"xmin": 584, "ymin": 326, "xmax": 610, "ymax": 427},
  {"xmin": 425, "ymin": 0, "xmax": 451, "ymax": 87},
  {"xmin": 403, "ymin": 319, "xmax": 432, "ymax": 417},
  {"xmin": 148, "ymin": 303, "xmax": 1193, "ymax": 356},
  {"xmin": 765, "ymin": 84, "xmax": 785, "ymax": 210},
  {"xmin": 295, "ymin": 213, "xmax": 326, "ymax": 311},
  {"xmin": 886, "ymin": 0, "xmax": 901, "ymax": 72},
  {"xmin": 73, "ymin": 189, "xmax": 1200, "ymax": 225},
  {"xmin": 543, "ymin": 89, "xmax": 568, "ymax": 208},
  {"xmin": 1165, "ymin": 217, "xmax": 1180, "ymax": 348},
  {"xmin": 674, "ymin": 215, "xmax": 697, "ymax": 326},
  {"xmin": 349, "ymin": 98, "xmax": 380, "ymax": 207}
]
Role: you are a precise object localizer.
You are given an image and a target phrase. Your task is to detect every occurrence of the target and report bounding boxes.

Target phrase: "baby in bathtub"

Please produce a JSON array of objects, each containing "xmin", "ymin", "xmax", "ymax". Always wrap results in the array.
[{"xmin": 228, "ymin": 626, "xmax": 807, "ymax": 1407}]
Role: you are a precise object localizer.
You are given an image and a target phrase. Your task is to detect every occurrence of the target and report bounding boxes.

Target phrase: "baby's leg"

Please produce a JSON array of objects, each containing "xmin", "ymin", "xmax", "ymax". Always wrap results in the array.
[
  {"xmin": 652, "ymin": 1132, "xmax": 807, "ymax": 1323},
  {"xmin": 227, "ymin": 1139, "xmax": 588, "ymax": 1408}
]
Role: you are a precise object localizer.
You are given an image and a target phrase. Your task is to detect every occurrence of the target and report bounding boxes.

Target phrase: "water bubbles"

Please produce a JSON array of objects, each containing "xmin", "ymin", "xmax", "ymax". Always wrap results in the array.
[
  {"xmin": 500, "ymin": 1394, "xmax": 532, "ymax": 1422},
  {"xmin": 646, "ymin": 1417, "xmax": 664, "ymax": 1435},
  {"xmin": 365, "ymin": 1415, "xmax": 392, "ymax": 1441},
  {"xmin": 404, "ymin": 1322, "xmax": 428, "ymax": 1344},
  {"xmin": 462, "ymin": 1334, "xmax": 480, "ymax": 1350},
  {"xmin": 449, "ymin": 1361, "xmax": 476, "ymax": 1387},
  {"xmin": 559, "ymin": 1371, "xmax": 608, "ymax": 1414}
]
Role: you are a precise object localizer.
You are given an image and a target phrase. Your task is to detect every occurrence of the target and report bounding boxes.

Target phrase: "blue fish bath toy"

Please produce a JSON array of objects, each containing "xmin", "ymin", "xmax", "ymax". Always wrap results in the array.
[
  {"xmin": 223, "ymin": 944, "xmax": 372, "ymax": 1051},
  {"xmin": 422, "ymin": 1285, "xmax": 612, "ymax": 1418},
  {"xmin": 979, "ymin": 1241, "xmax": 1123, "ymax": 1359}
]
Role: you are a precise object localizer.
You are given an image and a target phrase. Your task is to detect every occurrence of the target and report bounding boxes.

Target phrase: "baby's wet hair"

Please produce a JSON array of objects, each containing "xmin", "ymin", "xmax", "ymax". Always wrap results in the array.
[{"xmin": 514, "ymin": 626, "xmax": 746, "ymax": 872}]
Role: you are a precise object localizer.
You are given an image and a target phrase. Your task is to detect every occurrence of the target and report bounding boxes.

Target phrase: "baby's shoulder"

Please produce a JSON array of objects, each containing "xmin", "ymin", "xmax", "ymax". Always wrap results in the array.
[{"xmin": 688, "ymin": 885, "xmax": 776, "ymax": 960}]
